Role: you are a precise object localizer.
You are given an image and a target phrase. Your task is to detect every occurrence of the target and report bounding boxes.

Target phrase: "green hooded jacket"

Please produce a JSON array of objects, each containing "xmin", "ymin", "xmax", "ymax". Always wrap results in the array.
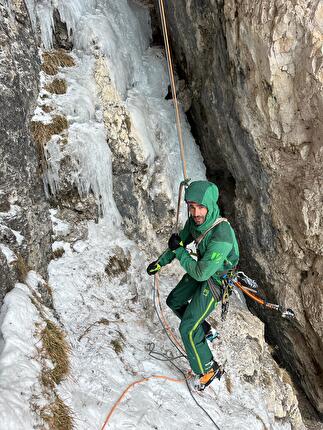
[{"xmin": 158, "ymin": 181, "xmax": 239, "ymax": 284}]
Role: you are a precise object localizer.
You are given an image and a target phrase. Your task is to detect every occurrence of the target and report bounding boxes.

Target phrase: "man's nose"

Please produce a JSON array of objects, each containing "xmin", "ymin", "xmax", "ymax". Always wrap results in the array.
[{"xmin": 192, "ymin": 207, "xmax": 199, "ymax": 216}]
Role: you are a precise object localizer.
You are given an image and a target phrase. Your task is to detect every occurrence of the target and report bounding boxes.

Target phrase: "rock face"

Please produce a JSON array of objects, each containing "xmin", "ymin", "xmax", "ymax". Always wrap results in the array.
[
  {"xmin": 0, "ymin": 1, "xmax": 51, "ymax": 305},
  {"xmin": 208, "ymin": 293, "xmax": 305, "ymax": 429},
  {"xmin": 156, "ymin": 0, "xmax": 323, "ymax": 415},
  {"xmin": 94, "ymin": 56, "xmax": 176, "ymax": 246}
]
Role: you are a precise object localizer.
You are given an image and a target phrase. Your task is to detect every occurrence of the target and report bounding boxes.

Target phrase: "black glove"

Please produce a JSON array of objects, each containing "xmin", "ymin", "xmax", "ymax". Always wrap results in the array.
[
  {"xmin": 147, "ymin": 260, "xmax": 161, "ymax": 276},
  {"xmin": 168, "ymin": 233, "xmax": 184, "ymax": 251}
]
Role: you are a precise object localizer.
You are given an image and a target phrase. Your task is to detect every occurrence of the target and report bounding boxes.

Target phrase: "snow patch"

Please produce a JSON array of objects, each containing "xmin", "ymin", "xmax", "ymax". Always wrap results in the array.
[
  {"xmin": 0, "ymin": 284, "xmax": 42, "ymax": 430},
  {"xmin": 50, "ymin": 209, "xmax": 71, "ymax": 237},
  {"xmin": 11, "ymin": 229, "xmax": 24, "ymax": 245},
  {"xmin": 0, "ymin": 245, "xmax": 16, "ymax": 264}
]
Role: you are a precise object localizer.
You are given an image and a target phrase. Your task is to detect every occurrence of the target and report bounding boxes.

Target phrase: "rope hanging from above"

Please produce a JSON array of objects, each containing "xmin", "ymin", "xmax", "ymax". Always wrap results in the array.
[{"xmin": 158, "ymin": 0, "xmax": 188, "ymax": 183}]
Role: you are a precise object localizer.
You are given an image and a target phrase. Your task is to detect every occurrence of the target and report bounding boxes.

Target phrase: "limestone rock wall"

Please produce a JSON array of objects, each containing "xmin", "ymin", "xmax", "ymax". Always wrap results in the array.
[
  {"xmin": 0, "ymin": 1, "xmax": 51, "ymax": 304},
  {"xmin": 156, "ymin": 0, "xmax": 323, "ymax": 414}
]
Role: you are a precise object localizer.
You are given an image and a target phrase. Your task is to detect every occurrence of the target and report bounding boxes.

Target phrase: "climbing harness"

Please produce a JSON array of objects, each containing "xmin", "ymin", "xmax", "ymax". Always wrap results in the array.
[{"xmin": 194, "ymin": 217, "xmax": 234, "ymax": 321}]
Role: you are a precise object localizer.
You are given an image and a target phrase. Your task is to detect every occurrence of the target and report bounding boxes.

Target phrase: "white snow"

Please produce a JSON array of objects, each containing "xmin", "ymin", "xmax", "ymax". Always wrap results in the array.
[
  {"xmin": 0, "ymin": 204, "xmax": 22, "ymax": 221},
  {"xmin": 11, "ymin": 229, "xmax": 24, "ymax": 246},
  {"xmin": 0, "ymin": 1, "xmax": 301, "ymax": 430},
  {"xmin": 50, "ymin": 208, "xmax": 71, "ymax": 237},
  {"xmin": 0, "ymin": 245, "xmax": 16, "ymax": 264},
  {"xmin": 0, "ymin": 284, "xmax": 42, "ymax": 430}
]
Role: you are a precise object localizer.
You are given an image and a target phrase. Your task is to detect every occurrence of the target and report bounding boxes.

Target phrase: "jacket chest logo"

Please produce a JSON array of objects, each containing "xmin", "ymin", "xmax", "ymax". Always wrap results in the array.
[{"xmin": 211, "ymin": 251, "xmax": 222, "ymax": 263}]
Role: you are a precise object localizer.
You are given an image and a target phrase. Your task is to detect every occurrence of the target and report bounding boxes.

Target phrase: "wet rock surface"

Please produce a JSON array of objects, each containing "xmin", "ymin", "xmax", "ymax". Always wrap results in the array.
[
  {"xmin": 156, "ymin": 0, "xmax": 323, "ymax": 415},
  {"xmin": 0, "ymin": 1, "xmax": 51, "ymax": 305}
]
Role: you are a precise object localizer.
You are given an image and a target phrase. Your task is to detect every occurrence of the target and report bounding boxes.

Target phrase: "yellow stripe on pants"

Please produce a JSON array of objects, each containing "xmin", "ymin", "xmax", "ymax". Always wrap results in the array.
[{"xmin": 188, "ymin": 297, "xmax": 215, "ymax": 374}]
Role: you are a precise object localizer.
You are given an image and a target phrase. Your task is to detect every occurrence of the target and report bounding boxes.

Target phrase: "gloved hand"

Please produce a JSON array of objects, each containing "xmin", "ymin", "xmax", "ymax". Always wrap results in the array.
[
  {"xmin": 168, "ymin": 233, "xmax": 184, "ymax": 251},
  {"xmin": 146, "ymin": 260, "xmax": 161, "ymax": 276}
]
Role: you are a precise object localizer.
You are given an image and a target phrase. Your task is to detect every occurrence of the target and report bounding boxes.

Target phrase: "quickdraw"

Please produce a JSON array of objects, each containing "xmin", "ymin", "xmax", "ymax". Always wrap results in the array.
[
  {"xmin": 220, "ymin": 271, "xmax": 235, "ymax": 321},
  {"xmin": 209, "ymin": 271, "xmax": 295, "ymax": 321},
  {"xmin": 234, "ymin": 271, "xmax": 295, "ymax": 319}
]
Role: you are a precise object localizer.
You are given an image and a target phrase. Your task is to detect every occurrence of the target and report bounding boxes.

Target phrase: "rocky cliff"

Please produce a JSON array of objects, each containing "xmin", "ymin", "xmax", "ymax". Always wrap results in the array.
[
  {"xmin": 0, "ymin": 1, "xmax": 51, "ymax": 305},
  {"xmin": 155, "ymin": 0, "xmax": 323, "ymax": 415},
  {"xmin": 0, "ymin": 0, "xmax": 321, "ymax": 427}
]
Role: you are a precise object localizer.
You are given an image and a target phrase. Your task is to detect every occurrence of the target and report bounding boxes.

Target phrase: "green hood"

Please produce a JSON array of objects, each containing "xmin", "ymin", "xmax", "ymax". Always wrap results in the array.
[{"xmin": 184, "ymin": 180, "xmax": 220, "ymax": 234}]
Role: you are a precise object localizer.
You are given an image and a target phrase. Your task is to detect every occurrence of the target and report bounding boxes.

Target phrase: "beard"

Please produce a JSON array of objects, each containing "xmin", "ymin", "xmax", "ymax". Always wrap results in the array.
[{"xmin": 193, "ymin": 216, "xmax": 205, "ymax": 225}]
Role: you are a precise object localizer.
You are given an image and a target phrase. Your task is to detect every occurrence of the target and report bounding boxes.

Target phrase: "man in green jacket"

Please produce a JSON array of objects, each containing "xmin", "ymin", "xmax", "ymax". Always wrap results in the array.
[{"xmin": 147, "ymin": 180, "xmax": 239, "ymax": 390}]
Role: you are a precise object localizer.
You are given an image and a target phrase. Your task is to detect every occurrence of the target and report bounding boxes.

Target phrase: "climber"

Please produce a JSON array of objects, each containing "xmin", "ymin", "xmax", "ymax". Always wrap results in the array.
[{"xmin": 147, "ymin": 180, "xmax": 239, "ymax": 390}]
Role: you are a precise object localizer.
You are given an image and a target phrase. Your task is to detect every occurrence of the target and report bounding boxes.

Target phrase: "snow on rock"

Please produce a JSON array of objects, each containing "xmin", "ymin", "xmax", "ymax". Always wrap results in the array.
[
  {"xmin": 0, "ymin": 283, "xmax": 42, "ymax": 430},
  {"xmin": 0, "ymin": 245, "xmax": 17, "ymax": 265},
  {"xmin": 29, "ymin": 0, "xmax": 205, "ymax": 245},
  {"xmin": 49, "ymin": 208, "xmax": 71, "ymax": 238},
  {"xmin": 46, "ymin": 223, "xmax": 304, "ymax": 429}
]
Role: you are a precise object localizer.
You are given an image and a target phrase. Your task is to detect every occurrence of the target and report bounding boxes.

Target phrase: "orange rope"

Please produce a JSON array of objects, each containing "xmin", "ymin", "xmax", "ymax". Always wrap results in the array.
[
  {"xmin": 100, "ymin": 374, "xmax": 185, "ymax": 430},
  {"xmin": 100, "ymin": 274, "xmax": 188, "ymax": 429},
  {"xmin": 155, "ymin": 273, "xmax": 186, "ymax": 355},
  {"xmin": 158, "ymin": 0, "xmax": 188, "ymax": 181}
]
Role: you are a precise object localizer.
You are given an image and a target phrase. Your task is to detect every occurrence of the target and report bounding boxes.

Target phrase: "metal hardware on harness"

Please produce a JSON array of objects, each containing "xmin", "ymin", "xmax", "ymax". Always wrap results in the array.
[
  {"xmin": 281, "ymin": 308, "xmax": 295, "ymax": 319},
  {"xmin": 220, "ymin": 273, "xmax": 235, "ymax": 321},
  {"xmin": 207, "ymin": 277, "xmax": 222, "ymax": 303},
  {"xmin": 207, "ymin": 271, "xmax": 236, "ymax": 322},
  {"xmin": 237, "ymin": 271, "xmax": 259, "ymax": 292}
]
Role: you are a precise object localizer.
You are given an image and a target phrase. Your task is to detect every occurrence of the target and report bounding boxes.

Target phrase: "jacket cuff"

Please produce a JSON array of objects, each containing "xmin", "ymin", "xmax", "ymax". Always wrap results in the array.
[{"xmin": 173, "ymin": 246, "xmax": 186, "ymax": 259}]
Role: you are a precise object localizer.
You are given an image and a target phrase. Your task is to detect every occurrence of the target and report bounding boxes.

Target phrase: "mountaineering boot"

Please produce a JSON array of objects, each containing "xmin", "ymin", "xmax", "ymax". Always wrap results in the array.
[
  {"xmin": 193, "ymin": 361, "xmax": 224, "ymax": 391},
  {"xmin": 205, "ymin": 328, "xmax": 220, "ymax": 343},
  {"xmin": 202, "ymin": 321, "xmax": 219, "ymax": 342}
]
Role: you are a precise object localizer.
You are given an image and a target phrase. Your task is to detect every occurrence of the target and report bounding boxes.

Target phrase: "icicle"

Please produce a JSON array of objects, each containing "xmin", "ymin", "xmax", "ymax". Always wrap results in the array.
[
  {"xmin": 32, "ymin": 0, "xmax": 96, "ymax": 49},
  {"xmin": 36, "ymin": 1, "xmax": 55, "ymax": 49},
  {"xmin": 24, "ymin": 0, "xmax": 37, "ymax": 31},
  {"xmin": 67, "ymin": 121, "xmax": 120, "ymax": 222},
  {"xmin": 43, "ymin": 136, "xmax": 62, "ymax": 198}
]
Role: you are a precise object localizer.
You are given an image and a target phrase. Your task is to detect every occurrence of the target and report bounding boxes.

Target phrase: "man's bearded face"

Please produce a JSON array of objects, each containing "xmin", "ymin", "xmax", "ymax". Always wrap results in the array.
[{"xmin": 187, "ymin": 201, "xmax": 208, "ymax": 225}]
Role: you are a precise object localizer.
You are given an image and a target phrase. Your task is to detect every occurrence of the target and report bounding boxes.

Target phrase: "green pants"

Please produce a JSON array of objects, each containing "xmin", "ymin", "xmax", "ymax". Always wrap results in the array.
[{"xmin": 166, "ymin": 274, "xmax": 218, "ymax": 375}]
